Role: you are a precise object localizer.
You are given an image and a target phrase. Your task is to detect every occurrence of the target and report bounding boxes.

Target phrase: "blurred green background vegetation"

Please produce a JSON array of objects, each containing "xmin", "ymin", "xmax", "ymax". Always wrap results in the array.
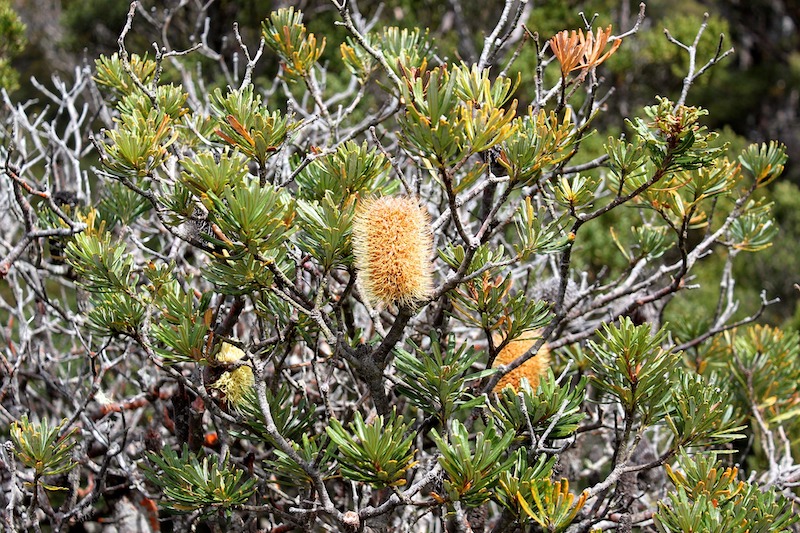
[{"xmin": 6, "ymin": 0, "xmax": 799, "ymax": 329}]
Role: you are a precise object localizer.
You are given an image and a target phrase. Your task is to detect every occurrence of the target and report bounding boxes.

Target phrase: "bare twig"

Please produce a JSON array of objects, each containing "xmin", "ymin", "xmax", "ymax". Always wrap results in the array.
[{"xmin": 665, "ymin": 13, "xmax": 734, "ymax": 108}]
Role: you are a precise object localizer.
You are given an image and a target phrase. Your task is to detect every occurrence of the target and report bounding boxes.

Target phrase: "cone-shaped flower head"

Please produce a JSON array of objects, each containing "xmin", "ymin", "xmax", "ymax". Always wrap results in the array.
[
  {"xmin": 212, "ymin": 343, "xmax": 254, "ymax": 407},
  {"xmin": 352, "ymin": 196, "xmax": 433, "ymax": 307},
  {"xmin": 493, "ymin": 333, "xmax": 550, "ymax": 391}
]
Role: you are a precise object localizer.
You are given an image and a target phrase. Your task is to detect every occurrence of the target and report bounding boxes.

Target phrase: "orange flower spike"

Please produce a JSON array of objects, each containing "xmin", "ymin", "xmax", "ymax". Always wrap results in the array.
[
  {"xmin": 352, "ymin": 196, "xmax": 434, "ymax": 308},
  {"xmin": 493, "ymin": 333, "xmax": 551, "ymax": 392}
]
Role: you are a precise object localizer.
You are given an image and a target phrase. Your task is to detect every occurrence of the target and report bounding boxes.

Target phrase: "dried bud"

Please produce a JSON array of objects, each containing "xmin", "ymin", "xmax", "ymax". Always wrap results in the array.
[
  {"xmin": 493, "ymin": 333, "xmax": 550, "ymax": 391},
  {"xmin": 352, "ymin": 196, "xmax": 433, "ymax": 308},
  {"xmin": 144, "ymin": 426, "xmax": 162, "ymax": 454},
  {"xmin": 342, "ymin": 510, "xmax": 360, "ymax": 531}
]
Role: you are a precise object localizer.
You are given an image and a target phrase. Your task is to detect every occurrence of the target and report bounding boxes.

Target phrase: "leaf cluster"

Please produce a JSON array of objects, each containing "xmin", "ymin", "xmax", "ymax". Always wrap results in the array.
[
  {"xmin": 143, "ymin": 445, "xmax": 256, "ymax": 514},
  {"xmin": 262, "ymin": 7, "xmax": 325, "ymax": 80},
  {"xmin": 499, "ymin": 109, "xmax": 577, "ymax": 186},
  {"xmin": 235, "ymin": 386, "xmax": 315, "ymax": 446},
  {"xmin": 630, "ymin": 96, "xmax": 723, "ymax": 174},
  {"xmin": 451, "ymin": 272, "xmax": 553, "ymax": 345},
  {"xmin": 399, "ymin": 64, "xmax": 517, "ymax": 167},
  {"xmin": 495, "ymin": 449, "xmax": 587, "ymax": 532},
  {"xmin": 655, "ymin": 452, "xmax": 799, "ymax": 533},
  {"xmin": 665, "ymin": 372, "xmax": 745, "ymax": 449},
  {"xmin": 65, "ymin": 221, "xmax": 146, "ymax": 336},
  {"xmin": 518, "ymin": 478, "xmax": 587, "ymax": 533},
  {"xmin": 327, "ymin": 410, "xmax": 418, "ymax": 489},
  {"xmin": 395, "ymin": 333, "xmax": 491, "ymax": 424},
  {"xmin": 726, "ymin": 326, "xmax": 800, "ymax": 422},
  {"xmin": 430, "ymin": 420, "xmax": 515, "ymax": 507},
  {"xmin": 93, "ymin": 52, "xmax": 156, "ymax": 97},
  {"xmin": 0, "ymin": 0, "xmax": 26, "ymax": 91},
  {"xmin": 266, "ymin": 433, "xmax": 333, "ymax": 489},
  {"xmin": 494, "ymin": 452, "xmax": 556, "ymax": 525},
  {"xmin": 10, "ymin": 416, "xmax": 78, "ymax": 480},
  {"xmin": 211, "ymin": 86, "xmax": 299, "ymax": 167},
  {"xmin": 490, "ymin": 369, "xmax": 587, "ymax": 442},
  {"xmin": 148, "ymin": 265, "xmax": 213, "ymax": 364},
  {"xmin": 587, "ymin": 318, "xmax": 680, "ymax": 424},
  {"xmin": 296, "ymin": 140, "xmax": 393, "ymax": 203},
  {"xmin": 100, "ymin": 105, "xmax": 177, "ymax": 180}
]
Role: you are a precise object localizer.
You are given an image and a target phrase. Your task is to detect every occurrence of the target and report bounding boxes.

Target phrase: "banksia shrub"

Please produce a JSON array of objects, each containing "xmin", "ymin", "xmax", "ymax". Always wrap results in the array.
[
  {"xmin": 352, "ymin": 195, "xmax": 433, "ymax": 307},
  {"xmin": 2, "ymin": 2, "xmax": 799, "ymax": 533},
  {"xmin": 493, "ymin": 334, "xmax": 551, "ymax": 392}
]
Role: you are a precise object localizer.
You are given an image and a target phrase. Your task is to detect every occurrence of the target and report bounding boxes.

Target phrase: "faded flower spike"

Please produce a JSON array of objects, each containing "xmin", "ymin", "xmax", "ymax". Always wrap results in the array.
[
  {"xmin": 212, "ymin": 343, "xmax": 255, "ymax": 407},
  {"xmin": 352, "ymin": 196, "xmax": 433, "ymax": 308},
  {"xmin": 493, "ymin": 333, "xmax": 550, "ymax": 391}
]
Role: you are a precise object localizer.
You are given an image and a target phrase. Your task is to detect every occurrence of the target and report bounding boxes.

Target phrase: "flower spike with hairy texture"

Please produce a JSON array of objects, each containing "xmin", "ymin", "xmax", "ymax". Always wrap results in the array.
[
  {"xmin": 493, "ymin": 333, "xmax": 550, "ymax": 392},
  {"xmin": 352, "ymin": 196, "xmax": 433, "ymax": 308},
  {"xmin": 212, "ymin": 342, "xmax": 255, "ymax": 407}
]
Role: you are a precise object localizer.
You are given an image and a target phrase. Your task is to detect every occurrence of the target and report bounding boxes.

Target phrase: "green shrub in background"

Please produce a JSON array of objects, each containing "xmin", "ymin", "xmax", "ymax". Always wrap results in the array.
[
  {"xmin": 0, "ymin": 0, "xmax": 25, "ymax": 92},
  {"xmin": 0, "ymin": 1, "xmax": 798, "ymax": 531}
]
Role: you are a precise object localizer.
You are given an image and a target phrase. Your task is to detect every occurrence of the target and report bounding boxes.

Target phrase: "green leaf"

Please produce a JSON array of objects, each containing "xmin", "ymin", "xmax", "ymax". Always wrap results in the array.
[
  {"xmin": 94, "ymin": 52, "xmax": 157, "ymax": 96},
  {"xmin": 494, "ymin": 450, "xmax": 556, "ymax": 523},
  {"xmin": 326, "ymin": 410, "xmax": 417, "ymax": 489},
  {"xmin": 656, "ymin": 452, "xmax": 799, "ymax": 533},
  {"xmin": 181, "ymin": 151, "xmax": 249, "ymax": 199},
  {"xmin": 739, "ymin": 141, "xmax": 787, "ymax": 188},
  {"xmin": 295, "ymin": 140, "xmax": 393, "ymax": 204},
  {"xmin": 261, "ymin": 7, "xmax": 325, "ymax": 80},
  {"xmin": 499, "ymin": 109, "xmax": 576, "ymax": 186},
  {"xmin": 10, "ymin": 416, "xmax": 78, "ymax": 478},
  {"xmin": 265, "ymin": 434, "xmax": 335, "ymax": 488},
  {"xmin": 395, "ymin": 332, "xmax": 487, "ymax": 424},
  {"xmin": 101, "ymin": 107, "xmax": 177, "ymax": 179},
  {"xmin": 490, "ymin": 369, "xmax": 587, "ymax": 442},
  {"xmin": 430, "ymin": 419, "xmax": 515, "ymax": 507},
  {"xmin": 143, "ymin": 445, "xmax": 256, "ymax": 514},
  {"xmin": 206, "ymin": 178, "xmax": 295, "ymax": 258},
  {"xmin": 149, "ymin": 269, "xmax": 212, "ymax": 364},
  {"xmin": 586, "ymin": 318, "xmax": 680, "ymax": 424},
  {"xmin": 451, "ymin": 272, "xmax": 553, "ymax": 341},
  {"xmin": 665, "ymin": 373, "xmax": 746, "ymax": 449},
  {"xmin": 234, "ymin": 386, "xmax": 315, "ymax": 446},
  {"xmin": 211, "ymin": 85, "xmax": 299, "ymax": 166},
  {"xmin": 377, "ymin": 26, "xmax": 434, "ymax": 80},
  {"xmin": 522, "ymin": 478, "xmax": 587, "ymax": 532},
  {"xmin": 728, "ymin": 201, "xmax": 777, "ymax": 252}
]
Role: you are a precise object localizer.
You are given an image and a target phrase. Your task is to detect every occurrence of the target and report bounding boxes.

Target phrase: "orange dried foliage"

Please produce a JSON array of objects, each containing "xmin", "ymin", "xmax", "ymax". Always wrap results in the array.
[{"xmin": 550, "ymin": 25, "xmax": 621, "ymax": 77}]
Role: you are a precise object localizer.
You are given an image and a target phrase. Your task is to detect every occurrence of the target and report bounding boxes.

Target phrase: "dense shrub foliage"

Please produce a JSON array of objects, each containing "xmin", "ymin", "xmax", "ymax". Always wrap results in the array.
[{"xmin": 1, "ymin": 1, "xmax": 799, "ymax": 532}]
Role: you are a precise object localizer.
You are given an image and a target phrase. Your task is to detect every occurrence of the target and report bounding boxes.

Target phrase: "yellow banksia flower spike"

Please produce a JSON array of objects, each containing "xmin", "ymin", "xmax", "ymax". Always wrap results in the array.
[
  {"xmin": 352, "ymin": 196, "xmax": 433, "ymax": 308},
  {"xmin": 212, "ymin": 343, "xmax": 255, "ymax": 407},
  {"xmin": 493, "ymin": 332, "xmax": 551, "ymax": 392}
]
